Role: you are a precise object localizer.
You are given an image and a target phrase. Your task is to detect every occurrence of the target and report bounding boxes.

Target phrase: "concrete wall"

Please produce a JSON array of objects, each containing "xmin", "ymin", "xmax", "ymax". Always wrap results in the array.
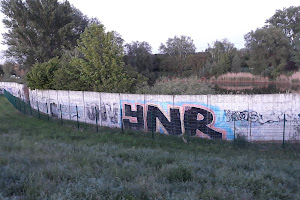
[{"xmin": 1, "ymin": 82, "xmax": 300, "ymax": 141}]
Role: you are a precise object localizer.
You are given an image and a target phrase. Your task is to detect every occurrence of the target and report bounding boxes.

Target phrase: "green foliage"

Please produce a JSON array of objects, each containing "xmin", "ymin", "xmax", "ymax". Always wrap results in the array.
[
  {"xmin": 159, "ymin": 35, "xmax": 196, "ymax": 56},
  {"xmin": 205, "ymin": 39, "xmax": 237, "ymax": 76},
  {"xmin": 2, "ymin": 61, "xmax": 15, "ymax": 78},
  {"xmin": 266, "ymin": 6, "xmax": 300, "ymax": 70},
  {"xmin": 294, "ymin": 33, "xmax": 300, "ymax": 67},
  {"xmin": 159, "ymin": 35, "xmax": 196, "ymax": 76},
  {"xmin": 232, "ymin": 54, "xmax": 242, "ymax": 73},
  {"xmin": 73, "ymin": 23, "xmax": 139, "ymax": 93},
  {"xmin": 245, "ymin": 26, "xmax": 292, "ymax": 77},
  {"xmin": 26, "ymin": 57, "xmax": 60, "ymax": 89},
  {"xmin": 52, "ymin": 57, "xmax": 85, "ymax": 91},
  {"xmin": 233, "ymin": 134, "xmax": 248, "ymax": 149},
  {"xmin": 26, "ymin": 24, "xmax": 147, "ymax": 93},
  {"xmin": 164, "ymin": 166, "xmax": 193, "ymax": 182},
  {"xmin": 0, "ymin": 0, "xmax": 88, "ymax": 69},
  {"xmin": 136, "ymin": 76, "xmax": 216, "ymax": 95},
  {"xmin": 267, "ymin": 6, "xmax": 300, "ymax": 46},
  {"xmin": 124, "ymin": 41, "xmax": 158, "ymax": 85}
]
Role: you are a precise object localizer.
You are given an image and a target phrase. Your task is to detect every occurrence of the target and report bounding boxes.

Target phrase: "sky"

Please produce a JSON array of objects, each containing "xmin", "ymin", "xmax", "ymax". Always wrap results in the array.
[{"xmin": 0, "ymin": 0, "xmax": 300, "ymax": 62}]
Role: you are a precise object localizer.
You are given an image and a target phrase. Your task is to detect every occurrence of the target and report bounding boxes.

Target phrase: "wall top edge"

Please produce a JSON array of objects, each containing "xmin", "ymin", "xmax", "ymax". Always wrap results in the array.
[{"xmin": 1, "ymin": 81, "xmax": 299, "ymax": 98}]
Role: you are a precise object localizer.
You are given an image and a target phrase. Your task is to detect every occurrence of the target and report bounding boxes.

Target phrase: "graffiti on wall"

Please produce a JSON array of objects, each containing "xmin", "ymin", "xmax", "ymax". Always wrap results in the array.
[
  {"xmin": 224, "ymin": 110, "xmax": 299, "ymax": 125},
  {"xmin": 121, "ymin": 101, "xmax": 231, "ymax": 139},
  {"xmin": 101, "ymin": 102, "xmax": 119, "ymax": 125},
  {"xmin": 50, "ymin": 103, "xmax": 58, "ymax": 117},
  {"xmin": 85, "ymin": 103, "xmax": 100, "ymax": 121}
]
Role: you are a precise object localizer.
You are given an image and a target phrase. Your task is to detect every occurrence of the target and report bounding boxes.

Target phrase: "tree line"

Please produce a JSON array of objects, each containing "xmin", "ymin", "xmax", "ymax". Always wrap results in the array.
[{"xmin": 0, "ymin": 0, "xmax": 299, "ymax": 93}]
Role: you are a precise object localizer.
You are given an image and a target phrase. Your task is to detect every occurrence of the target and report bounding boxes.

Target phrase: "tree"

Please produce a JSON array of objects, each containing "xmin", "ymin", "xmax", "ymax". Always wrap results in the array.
[
  {"xmin": 124, "ymin": 41, "xmax": 157, "ymax": 84},
  {"xmin": 1, "ymin": 0, "xmax": 88, "ymax": 69},
  {"xmin": 26, "ymin": 57, "xmax": 60, "ymax": 89},
  {"xmin": 72, "ymin": 23, "xmax": 141, "ymax": 93},
  {"xmin": 244, "ymin": 26, "xmax": 292, "ymax": 77},
  {"xmin": 2, "ymin": 60, "xmax": 16, "ymax": 78},
  {"xmin": 232, "ymin": 55, "xmax": 242, "ymax": 73},
  {"xmin": 294, "ymin": 33, "xmax": 300, "ymax": 66},
  {"xmin": 159, "ymin": 35, "xmax": 196, "ymax": 76},
  {"xmin": 266, "ymin": 6, "xmax": 300, "ymax": 46},
  {"xmin": 159, "ymin": 35, "xmax": 196, "ymax": 57},
  {"xmin": 267, "ymin": 6, "xmax": 300, "ymax": 68},
  {"xmin": 205, "ymin": 39, "xmax": 237, "ymax": 76}
]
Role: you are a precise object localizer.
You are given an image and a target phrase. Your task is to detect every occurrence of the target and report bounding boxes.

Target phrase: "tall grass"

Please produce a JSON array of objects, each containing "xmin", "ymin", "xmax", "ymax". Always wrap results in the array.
[
  {"xmin": 210, "ymin": 72, "xmax": 269, "ymax": 83},
  {"xmin": 0, "ymin": 97, "xmax": 300, "ymax": 199}
]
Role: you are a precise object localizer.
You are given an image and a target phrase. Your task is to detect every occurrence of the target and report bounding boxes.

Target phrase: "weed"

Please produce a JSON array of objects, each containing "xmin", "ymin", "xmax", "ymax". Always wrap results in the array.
[
  {"xmin": 164, "ymin": 166, "xmax": 193, "ymax": 182},
  {"xmin": 234, "ymin": 134, "xmax": 248, "ymax": 148}
]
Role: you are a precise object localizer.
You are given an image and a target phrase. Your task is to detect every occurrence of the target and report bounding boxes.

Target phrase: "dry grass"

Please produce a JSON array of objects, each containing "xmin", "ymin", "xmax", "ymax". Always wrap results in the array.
[{"xmin": 210, "ymin": 72, "xmax": 269, "ymax": 83}]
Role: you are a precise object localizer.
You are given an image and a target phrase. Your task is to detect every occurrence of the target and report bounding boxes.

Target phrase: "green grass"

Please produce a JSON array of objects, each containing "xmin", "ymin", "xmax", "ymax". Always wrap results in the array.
[{"xmin": 0, "ymin": 96, "xmax": 300, "ymax": 199}]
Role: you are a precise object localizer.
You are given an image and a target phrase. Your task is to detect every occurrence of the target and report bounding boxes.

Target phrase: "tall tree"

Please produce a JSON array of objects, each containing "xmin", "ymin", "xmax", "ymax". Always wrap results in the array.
[
  {"xmin": 159, "ymin": 35, "xmax": 196, "ymax": 76},
  {"xmin": 124, "ymin": 41, "xmax": 157, "ymax": 84},
  {"xmin": 266, "ymin": 6, "xmax": 300, "ymax": 46},
  {"xmin": 72, "ymin": 23, "xmax": 140, "ymax": 93},
  {"xmin": 232, "ymin": 55, "xmax": 242, "ymax": 73},
  {"xmin": 1, "ymin": 0, "xmax": 88, "ymax": 69},
  {"xmin": 2, "ymin": 60, "xmax": 16, "ymax": 78},
  {"xmin": 205, "ymin": 39, "xmax": 237, "ymax": 76},
  {"xmin": 267, "ymin": 6, "xmax": 300, "ymax": 68},
  {"xmin": 294, "ymin": 33, "xmax": 300, "ymax": 66},
  {"xmin": 244, "ymin": 26, "xmax": 292, "ymax": 77}
]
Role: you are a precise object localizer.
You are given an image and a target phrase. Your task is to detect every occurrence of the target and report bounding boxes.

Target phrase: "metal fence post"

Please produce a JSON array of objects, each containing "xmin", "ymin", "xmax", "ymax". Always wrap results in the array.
[
  {"xmin": 46, "ymin": 103, "xmax": 49, "ymax": 120},
  {"xmin": 37, "ymin": 102, "xmax": 40, "ymax": 119},
  {"xmin": 23, "ymin": 99, "xmax": 26, "ymax": 115},
  {"xmin": 151, "ymin": 110, "xmax": 154, "ymax": 139},
  {"xmin": 187, "ymin": 112, "xmax": 190, "ymax": 144},
  {"xmin": 29, "ymin": 101, "xmax": 32, "ymax": 116},
  {"xmin": 233, "ymin": 118, "xmax": 236, "ymax": 148},
  {"xmin": 14, "ymin": 97, "xmax": 17, "ymax": 111},
  {"xmin": 60, "ymin": 104, "xmax": 63, "ymax": 125},
  {"xmin": 282, "ymin": 114, "xmax": 286, "ymax": 148},
  {"xmin": 95, "ymin": 106, "xmax": 98, "ymax": 132},
  {"xmin": 120, "ymin": 106, "xmax": 123, "ymax": 133},
  {"xmin": 234, "ymin": 119, "xmax": 236, "ymax": 139},
  {"xmin": 76, "ymin": 105, "xmax": 79, "ymax": 130}
]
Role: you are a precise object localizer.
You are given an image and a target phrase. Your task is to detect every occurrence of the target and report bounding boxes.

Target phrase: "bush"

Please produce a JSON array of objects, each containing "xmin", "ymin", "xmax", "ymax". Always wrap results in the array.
[
  {"xmin": 136, "ymin": 76, "xmax": 216, "ymax": 95},
  {"xmin": 234, "ymin": 134, "xmax": 248, "ymax": 148},
  {"xmin": 165, "ymin": 166, "xmax": 193, "ymax": 182}
]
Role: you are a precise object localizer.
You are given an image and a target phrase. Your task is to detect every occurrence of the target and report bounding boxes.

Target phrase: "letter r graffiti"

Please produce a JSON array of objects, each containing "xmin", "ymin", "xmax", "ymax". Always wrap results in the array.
[{"xmin": 184, "ymin": 107, "xmax": 222, "ymax": 139}]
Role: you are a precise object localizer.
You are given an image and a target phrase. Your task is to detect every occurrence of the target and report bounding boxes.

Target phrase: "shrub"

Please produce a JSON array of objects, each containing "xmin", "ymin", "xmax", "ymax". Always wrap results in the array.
[
  {"xmin": 165, "ymin": 166, "xmax": 193, "ymax": 182},
  {"xmin": 234, "ymin": 134, "xmax": 248, "ymax": 148},
  {"xmin": 136, "ymin": 76, "xmax": 216, "ymax": 95}
]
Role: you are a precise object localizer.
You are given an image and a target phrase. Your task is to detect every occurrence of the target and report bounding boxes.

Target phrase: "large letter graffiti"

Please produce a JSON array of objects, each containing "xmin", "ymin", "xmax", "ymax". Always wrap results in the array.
[
  {"xmin": 123, "ymin": 104, "xmax": 144, "ymax": 130},
  {"xmin": 122, "ymin": 103, "xmax": 225, "ymax": 139},
  {"xmin": 184, "ymin": 107, "xmax": 222, "ymax": 139},
  {"xmin": 147, "ymin": 105, "xmax": 182, "ymax": 135}
]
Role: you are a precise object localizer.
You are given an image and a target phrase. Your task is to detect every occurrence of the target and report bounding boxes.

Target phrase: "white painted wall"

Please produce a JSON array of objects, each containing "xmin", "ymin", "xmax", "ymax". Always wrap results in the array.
[{"xmin": 1, "ymin": 82, "xmax": 300, "ymax": 141}]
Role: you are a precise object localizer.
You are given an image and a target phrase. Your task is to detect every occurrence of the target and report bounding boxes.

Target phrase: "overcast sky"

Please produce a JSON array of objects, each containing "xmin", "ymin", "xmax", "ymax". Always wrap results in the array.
[{"xmin": 0, "ymin": 0, "xmax": 300, "ymax": 62}]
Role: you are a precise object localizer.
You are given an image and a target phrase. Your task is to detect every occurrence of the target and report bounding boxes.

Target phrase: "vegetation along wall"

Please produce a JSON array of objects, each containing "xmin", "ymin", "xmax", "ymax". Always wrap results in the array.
[{"xmin": 1, "ymin": 82, "xmax": 300, "ymax": 142}]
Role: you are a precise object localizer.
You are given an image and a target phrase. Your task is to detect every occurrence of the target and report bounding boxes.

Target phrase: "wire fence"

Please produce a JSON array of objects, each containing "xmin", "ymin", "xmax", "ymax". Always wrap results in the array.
[
  {"xmin": 2, "ymin": 89, "xmax": 299, "ymax": 148},
  {"xmin": 3, "ymin": 89, "xmax": 100, "ymax": 133}
]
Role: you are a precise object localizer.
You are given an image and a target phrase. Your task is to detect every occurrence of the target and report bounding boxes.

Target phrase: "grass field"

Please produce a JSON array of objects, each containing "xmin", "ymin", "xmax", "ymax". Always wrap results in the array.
[{"xmin": 0, "ymin": 96, "xmax": 299, "ymax": 200}]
